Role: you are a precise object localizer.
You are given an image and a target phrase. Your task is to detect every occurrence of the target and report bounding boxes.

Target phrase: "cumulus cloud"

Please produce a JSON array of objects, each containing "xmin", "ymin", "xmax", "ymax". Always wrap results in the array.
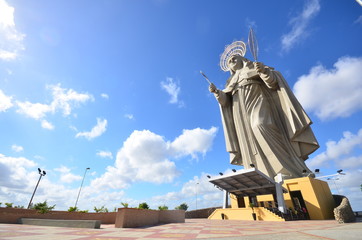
[
  {"xmin": 151, "ymin": 172, "xmax": 223, "ymax": 210},
  {"xmin": 0, "ymin": 0, "xmax": 25, "ymax": 61},
  {"xmin": 294, "ymin": 56, "xmax": 362, "ymax": 121},
  {"xmin": 100, "ymin": 93, "xmax": 109, "ymax": 99},
  {"xmin": 41, "ymin": 120, "xmax": 54, "ymax": 130},
  {"xmin": 124, "ymin": 114, "xmax": 134, "ymax": 120},
  {"xmin": 308, "ymin": 129, "xmax": 362, "ymax": 168},
  {"xmin": 96, "ymin": 150, "xmax": 113, "ymax": 159},
  {"xmin": 54, "ymin": 166, "xmax": 82, "ymax": 183},
  {"xmin": 11, "ymin": 144, "xmax": 23, "ymax": 152},
  {"xmin": 0, "ymin": 89, "xmax": 13, "ymax": 112},
  {"xmin": 281, "ymin": 0, "xmax": 320, "ymax": 52},
  {"xmin": 91, "ymin": 127, "xmax": 217, "ymax": 191},
  {"xmin": 16, "ymin": 84, "xmax": 93, "ymax": 129},
  {"xmin": 76, "ymin": 118, "xmax": 107, "ymax": 140},
  {"xmin": 170, "ymin": 127, "xmax": 218, "ymax": 159},
  {"xmin": 0, "ymin": 154, "xmax": 36, "ymax": 188},
  {"xmin": 161, "ymin": 77, "xmax": 184, "ymax": 106}
]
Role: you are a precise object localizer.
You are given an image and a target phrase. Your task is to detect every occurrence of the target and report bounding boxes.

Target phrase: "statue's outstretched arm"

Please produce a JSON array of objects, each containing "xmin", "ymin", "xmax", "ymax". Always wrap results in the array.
[{"xmin": 209, "ymin": 83, "xmax": 229, "ymax": 106}]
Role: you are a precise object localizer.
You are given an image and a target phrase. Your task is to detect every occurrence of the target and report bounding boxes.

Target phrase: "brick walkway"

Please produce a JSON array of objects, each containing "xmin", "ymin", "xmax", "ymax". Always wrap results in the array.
[{"xmin": 0, "ymin": 218, "xmax": 361, "ymax": 240}]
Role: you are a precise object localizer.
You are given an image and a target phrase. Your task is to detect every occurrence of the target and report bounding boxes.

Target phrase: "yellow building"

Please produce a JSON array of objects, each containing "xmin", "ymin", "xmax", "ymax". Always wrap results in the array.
[{"xmin": 208, "ymin": 170, "xmax": 335, "ymax": 221}]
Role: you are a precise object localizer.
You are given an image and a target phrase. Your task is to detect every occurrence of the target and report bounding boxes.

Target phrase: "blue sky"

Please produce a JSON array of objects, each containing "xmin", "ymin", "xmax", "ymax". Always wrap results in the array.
[{"xmin": 1, "ymin": 0, "xmax": 362, "ymax": 212}]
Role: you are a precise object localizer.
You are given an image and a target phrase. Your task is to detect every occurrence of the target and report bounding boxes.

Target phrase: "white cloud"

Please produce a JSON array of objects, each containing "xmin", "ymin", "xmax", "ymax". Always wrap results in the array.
[
  {"xmin": 76, "ymin": 118, "xmax": 107, "ymax": 140},
  {"xmin": 0, "ymin": 89, "xmax": 13, "ymax": 112},
  {"xmin": 0, "ymin": 0, "xmax": 25, "ymax": 61},
  {"xmin": 100, "ymin": 93, "xmax": 109, "ymax": 99},
  {"xmin": 16, "ymin": 84, "xmax": 93, "ymax": 128},
  {"xmin": 281, "ymin": 0, "xmax": 320, "ymax": 52},
  {"xmin": 96, "ymin": 150, "xmax": 113, "ymax": 159},
  {"xmin": 16, "ymin": 101, "xmax": 51, "ymax": 120},
  {"xmin": 11, "ymin": 144, "xmax": 23, "ymax": 152},
  {"xmin": 354, "ymin": 15, "xmax": 362, "ymax": 24},
  {"xmin": 170, "ymin": 127, "xmax": 218, "ymax": 159},
  {"xmin": 41, "ymin": 120, "xmax": 54, "ymax": 130},
  {"xmin": 294, "ymin": 56, "xmax": 362, "ymax": 120},
  {"xmin": 54, "ymin": 166, "xmax": 82, "ymax": 183},
  {"xmin": 91, "ymin": 127, "xmax": 217, "ymax": 191},
  {"xmin": 151, "ymin": 173, "xmax": 223, "ymax": 210},
  {"xmin": 48, "ymin": 84, "xmax": 94, "ymax": 116},
  {"xmin": 161, "ymin": 77, "xmax": 183, "ymax": 106},
  {"xmin": 0, "ymin": 154, "xmax": 36, "ymax": 189},
  {"xmin": 308, "ymin": 129, "xmax": 362, "ymax": 168},
  {"xmin": 124, "ymin": 114, "xmax": 134, "ymax": 120}
]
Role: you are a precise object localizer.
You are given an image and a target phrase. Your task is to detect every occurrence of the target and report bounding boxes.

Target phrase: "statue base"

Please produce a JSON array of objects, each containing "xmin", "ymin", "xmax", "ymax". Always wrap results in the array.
[{"xmin": 209, "ymin": 177, "xmax": 335, "ymax": 221}]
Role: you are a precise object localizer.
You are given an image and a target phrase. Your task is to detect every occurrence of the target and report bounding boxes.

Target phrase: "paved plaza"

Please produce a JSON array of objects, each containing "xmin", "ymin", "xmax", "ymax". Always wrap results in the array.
[{"xmin": 0, "ymin": 218, "xmax": 361, "ymax": 240}]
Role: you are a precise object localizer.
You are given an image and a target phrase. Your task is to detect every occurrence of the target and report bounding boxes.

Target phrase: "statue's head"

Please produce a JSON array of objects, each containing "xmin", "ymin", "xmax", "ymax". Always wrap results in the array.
[
  {"xmin": 227, "ymin": 54, "xmax": 245, "ymax": 73},
  {"xmin": 220, "ymin": 41, "xmax": 246, "ymax": 72}
]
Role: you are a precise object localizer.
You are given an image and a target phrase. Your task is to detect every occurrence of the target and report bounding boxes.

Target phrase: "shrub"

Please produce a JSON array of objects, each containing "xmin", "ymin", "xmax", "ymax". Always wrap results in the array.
[
  {"xmin": 158, "ymin": 205, "xmax": 168, "ymax": 210},
  {"xmin": 121, "ymin": 202, "xmax": 129, "ymax": 208},
  {"xmin": 33, "ymin": 201, "xmax": 55, "ymax": 214},
  {"xmin": 68, "ymin": 206, "xmax": 78, "ymax": 212},
  {"xmin": 5, "ymin": 203, "xmax": 13, "ymax": 208},
  {"xmin": 175, "ymin": 203, "xmax": 188, "ymax": 211},
  {"xmin": 94, "ymin": 206, "xmax": 108, "ymax": 213},
  {"xmin": 138, "ymin": 202, "xmax": 149, "ymax": 209}
]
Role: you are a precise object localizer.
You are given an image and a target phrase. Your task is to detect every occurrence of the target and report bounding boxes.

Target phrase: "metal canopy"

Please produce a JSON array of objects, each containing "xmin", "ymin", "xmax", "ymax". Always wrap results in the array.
[{"xmin": 209, "ymin": 168, "xmax": 287, "ymax": 197}]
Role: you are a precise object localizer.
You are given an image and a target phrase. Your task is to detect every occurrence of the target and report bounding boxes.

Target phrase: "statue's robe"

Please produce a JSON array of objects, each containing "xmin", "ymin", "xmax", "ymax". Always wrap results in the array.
[{"xmin": 216, "ymin": 62, "xmax": 319, "ymax": 178}]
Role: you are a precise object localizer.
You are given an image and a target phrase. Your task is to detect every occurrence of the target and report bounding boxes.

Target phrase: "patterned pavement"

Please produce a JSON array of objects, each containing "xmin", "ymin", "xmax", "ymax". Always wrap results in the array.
[{"xmin": 0, "ymin": 219, "xmax": 361, "ymax": 240}]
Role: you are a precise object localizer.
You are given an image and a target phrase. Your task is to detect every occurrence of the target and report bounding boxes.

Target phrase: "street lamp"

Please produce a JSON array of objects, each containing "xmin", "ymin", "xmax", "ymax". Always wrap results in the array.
[
  {"xmin": 74, "ymin": 167, "xmax": 90, "ymax": 209},
  {"xmin": 327, "ymin": 177, "xmax": 340, "ymax": 194},
  {"xmin": 196, "ymin": 182, "xmax": 199, "ymax": 210},
  {"xmin": 27, "ymin": 168, "xmax": 46, "ymax": 209}
]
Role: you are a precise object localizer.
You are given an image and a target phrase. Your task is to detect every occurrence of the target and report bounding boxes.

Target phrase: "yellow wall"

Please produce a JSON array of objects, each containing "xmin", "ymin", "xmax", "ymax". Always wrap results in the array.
[
  {"xmin": 208, "ymin": 207, "xmax": 285, "ymax": 221},
  {"xmin": 228, "ymin": 177, "xmax": 335, "ymax": 220},
  {"xmin": 283, "ymin": 177, "xmax": 335, "ymax": 220}
]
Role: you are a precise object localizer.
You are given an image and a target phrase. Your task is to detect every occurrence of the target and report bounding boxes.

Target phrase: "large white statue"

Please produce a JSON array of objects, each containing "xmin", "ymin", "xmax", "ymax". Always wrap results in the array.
[{"xmin": 209, "ymin": 41, "xmax": 319, "ymax": 179}]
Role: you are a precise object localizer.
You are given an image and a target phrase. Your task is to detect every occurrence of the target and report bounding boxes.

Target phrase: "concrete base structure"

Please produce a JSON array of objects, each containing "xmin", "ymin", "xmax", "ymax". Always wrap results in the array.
[
  {"xmin": 115, "ymin": 208, "xmax": 185, "ymax": 228},
  {"xmin": 18, "ymin": 218, "xmax": 101, "ymax": 228},
  {"xmin": 209, "ymin": 177, "xmax": 335, "ymax": 221}
]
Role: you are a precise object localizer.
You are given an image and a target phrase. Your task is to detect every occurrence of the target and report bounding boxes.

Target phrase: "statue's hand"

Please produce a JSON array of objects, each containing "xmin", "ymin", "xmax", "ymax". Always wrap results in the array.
[
  {"xmin": 254, "ymin": 62, "xmax": 266, "ymax": 74},
  {"xmin": 209, "ymin": 83, "xmax": 218, "ymax": 94}
]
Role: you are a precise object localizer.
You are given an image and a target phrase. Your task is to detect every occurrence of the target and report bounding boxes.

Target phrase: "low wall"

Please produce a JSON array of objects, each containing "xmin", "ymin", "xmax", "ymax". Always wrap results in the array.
[
  {"xmin": 186, "ymin": 207, "xmax": 220, "ymax": 218},
  {"xmin": 0, "ymin": 207, "xmax": 116, "ymax": 224},
  {"xmin": 115, "ymin": 208, "xmax": 185, "ymax": 228}
]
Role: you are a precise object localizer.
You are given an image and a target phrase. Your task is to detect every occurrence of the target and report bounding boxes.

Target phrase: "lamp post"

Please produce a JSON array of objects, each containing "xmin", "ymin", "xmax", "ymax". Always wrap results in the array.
[
  {"xmin": 27, "ymin": 168, "xmax": 46, "ymax": 209},
  {"xmin": 196, "ymin": 182, "xmax": 199, "ymax": 210},
  {"xmin": 327, "ymin": 177, "xmax": 340, "ymax": 194},
  {"xmin": 74, "ymin": 167, "xmax": 90, "ymax": 209}
]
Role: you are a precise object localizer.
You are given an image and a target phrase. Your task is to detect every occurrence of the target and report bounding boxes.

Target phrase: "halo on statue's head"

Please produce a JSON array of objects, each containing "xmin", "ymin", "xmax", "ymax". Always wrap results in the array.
[{"xmin": 219, "ymin": 41, "xmax": 246, "ymax": 72}]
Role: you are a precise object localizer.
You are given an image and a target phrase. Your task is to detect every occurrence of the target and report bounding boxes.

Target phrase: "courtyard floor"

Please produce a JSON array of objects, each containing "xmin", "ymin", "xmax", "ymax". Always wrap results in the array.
[{"xmin": 0, "ymin": 218, "xmax": 361, "ymax": 240}]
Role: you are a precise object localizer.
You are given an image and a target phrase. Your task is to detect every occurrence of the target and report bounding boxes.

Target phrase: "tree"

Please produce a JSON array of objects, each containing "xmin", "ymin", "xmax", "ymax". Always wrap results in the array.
[
  {"xmin": 121, "ymin": 202, "xmax": 129, "ymax": 208},
  {"xmin": 94, "ymin": 206, "xmax": 108, "ymax": 213},
  {"xmin": 32, "ymin": 201, "xmax": 55, "ymax": 214},
  {"xmin": 175, "ymin": 203, "xmax": 188, "ymax": 211},
  {"xmin": 5, "ymin": 203, "xmax": 13, "ymax": 208},
  {"xmin": 138, "ymin": 202, "xmax": 149, "ymax": 209},
  {"xmin": 158, "ymin": 205, "xmax": 168, "ymax": 210},
  {"xmin": 68, "ymin": 206, "xmax": 78, "ymax": 212}
]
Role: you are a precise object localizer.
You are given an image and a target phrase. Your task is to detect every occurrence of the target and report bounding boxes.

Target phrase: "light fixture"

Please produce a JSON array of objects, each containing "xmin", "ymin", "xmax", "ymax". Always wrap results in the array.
[{"xmin": 250, "ymin": 164, "xmax": 255, "ymax": 168}]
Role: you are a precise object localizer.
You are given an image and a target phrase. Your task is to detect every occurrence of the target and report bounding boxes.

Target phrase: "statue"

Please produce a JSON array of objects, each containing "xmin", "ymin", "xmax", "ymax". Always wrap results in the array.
[{"xmin": 209, "ymin": 40, "xmax": 319, "ymax": 179}]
